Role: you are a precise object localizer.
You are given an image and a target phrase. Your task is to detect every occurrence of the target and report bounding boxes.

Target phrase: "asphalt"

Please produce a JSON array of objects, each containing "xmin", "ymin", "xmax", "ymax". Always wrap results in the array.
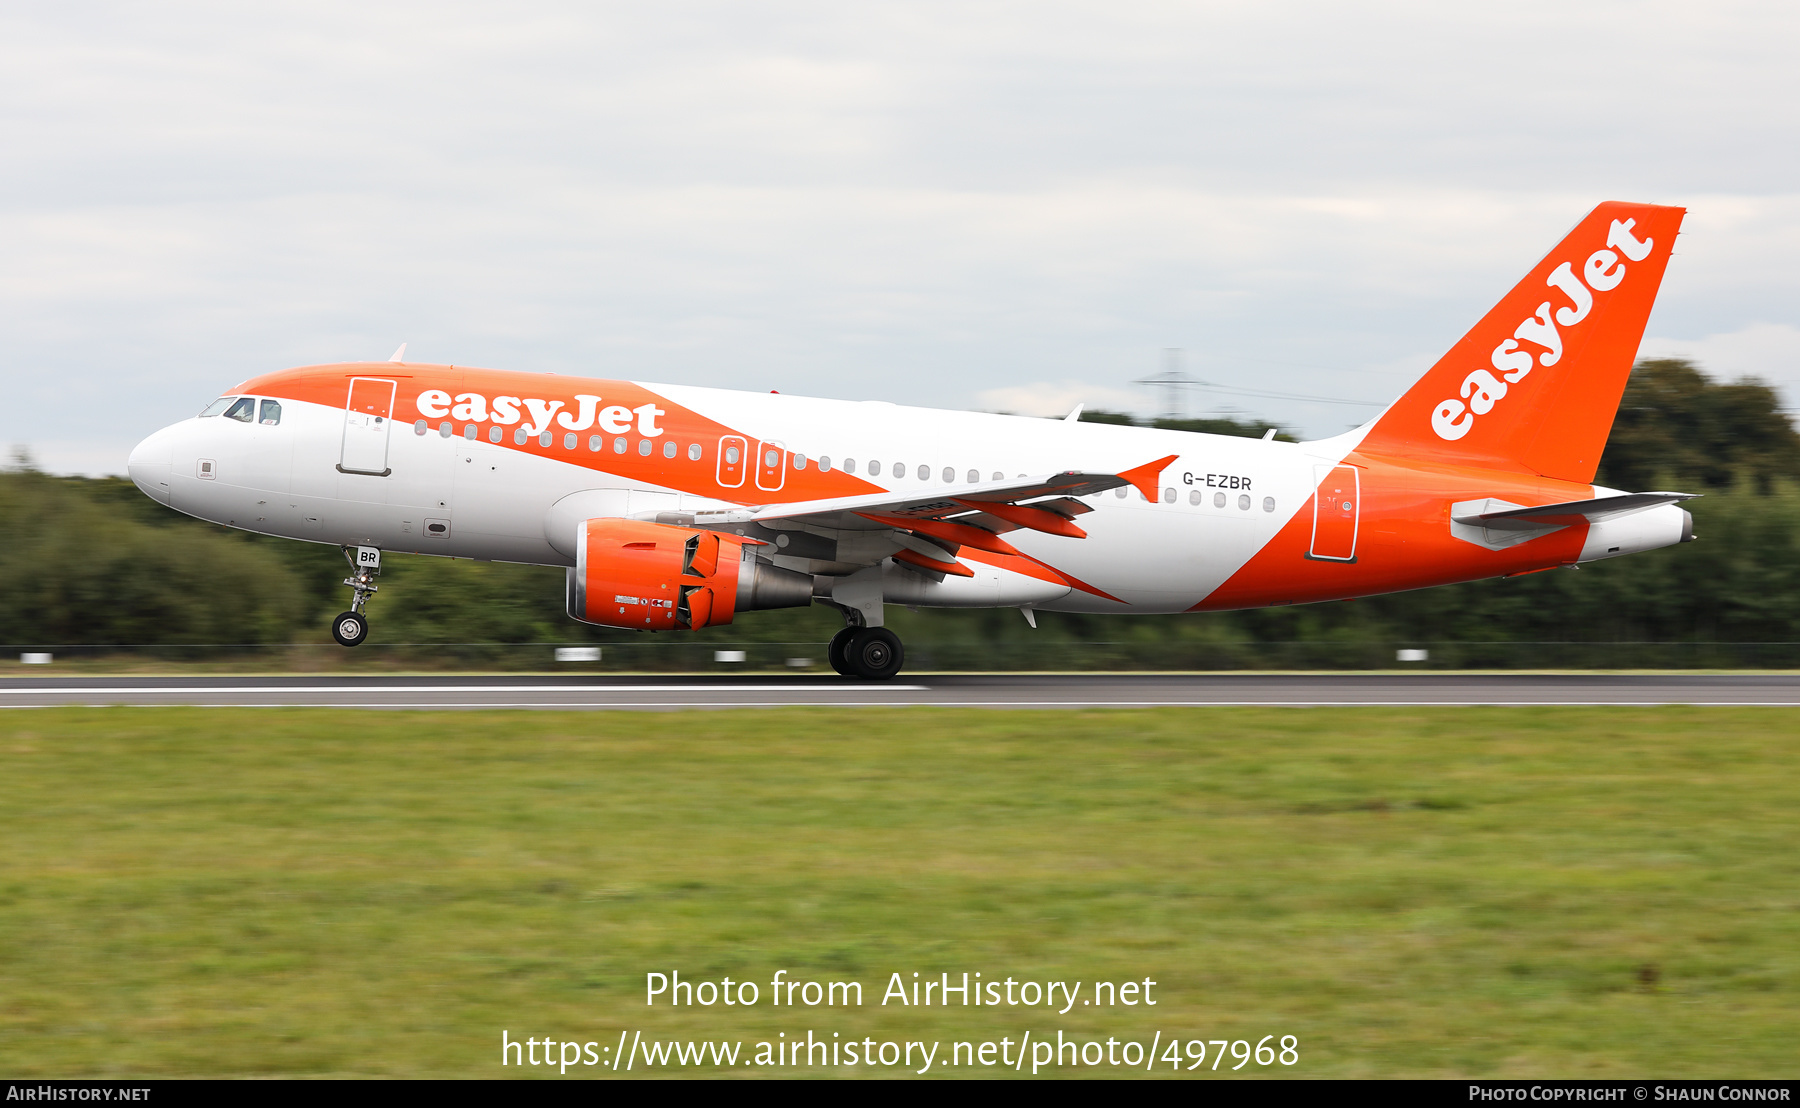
[{"xmin": 2, "ymin": 672, "xmax": 1799, "ymax": 708}]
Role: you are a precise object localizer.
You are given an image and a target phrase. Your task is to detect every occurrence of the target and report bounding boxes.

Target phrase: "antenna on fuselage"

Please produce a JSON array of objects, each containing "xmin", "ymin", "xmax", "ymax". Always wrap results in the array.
[{"xmin": 389, "ymin": 343, "xmax": 407, "ymax": 363}]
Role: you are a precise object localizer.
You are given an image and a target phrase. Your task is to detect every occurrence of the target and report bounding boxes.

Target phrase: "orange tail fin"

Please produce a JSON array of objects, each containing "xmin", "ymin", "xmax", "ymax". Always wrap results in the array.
[{"xmin": 1358, "ymin": 201, "xmax": 1685, "ymax": 483}]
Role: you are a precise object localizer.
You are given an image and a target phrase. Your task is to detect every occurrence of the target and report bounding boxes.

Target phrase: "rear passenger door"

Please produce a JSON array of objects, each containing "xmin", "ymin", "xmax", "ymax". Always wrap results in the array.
[{"xmin": 1307, "ymin": 464, "xmax": 1359, "ymax": 562}]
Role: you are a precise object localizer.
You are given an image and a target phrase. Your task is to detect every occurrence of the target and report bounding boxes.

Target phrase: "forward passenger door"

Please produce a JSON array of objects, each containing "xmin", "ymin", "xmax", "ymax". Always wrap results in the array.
[{"xmin": 340, "ymin": 377, "xmax": 397, "ymax": 476}]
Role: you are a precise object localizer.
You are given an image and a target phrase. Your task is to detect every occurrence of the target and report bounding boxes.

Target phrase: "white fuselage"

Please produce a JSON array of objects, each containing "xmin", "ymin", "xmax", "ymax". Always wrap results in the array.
[{"xmin": 130, "ymin": 380, "xmax": 1352, "ymax": 614}]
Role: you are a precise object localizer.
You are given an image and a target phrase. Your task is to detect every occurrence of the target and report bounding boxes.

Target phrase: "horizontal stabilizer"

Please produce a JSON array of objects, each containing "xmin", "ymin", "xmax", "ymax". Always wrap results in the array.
[{"xmin": 1454, "ymin": 491, "xmax": 1697, "ymax": 530}]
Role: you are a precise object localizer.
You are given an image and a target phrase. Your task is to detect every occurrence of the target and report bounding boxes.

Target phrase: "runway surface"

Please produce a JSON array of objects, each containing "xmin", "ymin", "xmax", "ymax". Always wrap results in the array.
[{"xmin": 3, "ymin": 673, "xmax": 1800, "ymax": 708}]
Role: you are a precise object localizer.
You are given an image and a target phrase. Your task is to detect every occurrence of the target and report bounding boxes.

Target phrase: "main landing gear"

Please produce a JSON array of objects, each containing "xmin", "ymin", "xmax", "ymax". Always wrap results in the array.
[
  {"xmin": 829, "ymin": 625, "xmax": 904, "ymax": 680},
  {"xmin": 332, "ymin": 547, "xmax": 379, "ymax": 648}
]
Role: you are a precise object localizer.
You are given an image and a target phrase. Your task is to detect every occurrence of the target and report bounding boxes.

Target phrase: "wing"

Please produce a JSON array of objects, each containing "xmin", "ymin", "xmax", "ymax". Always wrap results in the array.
[
  {"xmin": 692, "ymin": 455, "xmax": 1176, "ymax": 534},
  {"xmin": 689, "ymin": 454, "xmax": 1178, "ymax": 581}
]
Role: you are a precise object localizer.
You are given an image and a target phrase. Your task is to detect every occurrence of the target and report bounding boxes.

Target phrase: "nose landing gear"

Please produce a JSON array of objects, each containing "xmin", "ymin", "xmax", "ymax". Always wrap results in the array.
[{"xmin": 332, "ymin": 546, "xmax": 380, "ymax": 648}]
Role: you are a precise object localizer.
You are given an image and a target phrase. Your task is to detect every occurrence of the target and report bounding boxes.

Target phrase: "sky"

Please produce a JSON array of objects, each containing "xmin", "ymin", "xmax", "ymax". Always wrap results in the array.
[{"xmin": 3, "ymin": 1, "xmax": 1798, "ymax": 475}]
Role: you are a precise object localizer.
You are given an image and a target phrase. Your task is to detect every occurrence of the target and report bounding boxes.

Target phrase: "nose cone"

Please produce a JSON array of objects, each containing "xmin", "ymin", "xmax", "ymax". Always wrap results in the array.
[{"xmin": 128, "ymin": 425, "xmax": 177, "ymax": 505}]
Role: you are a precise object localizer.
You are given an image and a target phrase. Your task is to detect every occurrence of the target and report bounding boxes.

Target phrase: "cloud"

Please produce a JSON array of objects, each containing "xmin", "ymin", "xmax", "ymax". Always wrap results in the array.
[{"xmin": 3, "ymin": 3, "xmax": 1799, "ymax": 473}]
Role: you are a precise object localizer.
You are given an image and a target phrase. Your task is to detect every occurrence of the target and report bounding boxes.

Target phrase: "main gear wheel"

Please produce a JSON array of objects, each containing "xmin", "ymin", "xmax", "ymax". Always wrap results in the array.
[
  {"xmin": 843, "ymin": 627, "xmax": 904, "ymax": 680},
  {"xmin": 828, "ymin": 627, "xmax": 857, "ymax": 676}
]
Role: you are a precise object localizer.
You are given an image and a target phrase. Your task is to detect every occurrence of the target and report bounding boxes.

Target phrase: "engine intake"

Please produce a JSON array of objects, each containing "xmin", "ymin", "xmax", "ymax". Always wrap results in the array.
[{"xmin": 565, "ymin": 518, "xmax": 813, "ymax": 630}]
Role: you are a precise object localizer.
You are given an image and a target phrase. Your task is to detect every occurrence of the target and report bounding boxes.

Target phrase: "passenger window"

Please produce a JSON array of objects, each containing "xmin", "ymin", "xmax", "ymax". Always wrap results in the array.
[
  {"xmin": 967, "ymin": 469, "xmax": 978, "ymax": 483},
  {"xmin": 259, "ymin": 399, "xmax": 282, "ymax": 425},
  {"xmin": 818, "ymin": 455, "xmax": 831, "ymax": 472},
  {"xmin": 224, "ymin": 397, "xmax": 256, "ymax": 423},
  {"xmin": 199, "ymin": 397, "xmax": 235, "ymax": 417},
  {"xmin": 868, "ymin": 460, "xmax": 881, "ymax": 476},
  {"xmin": 893, "ymin": 461, "xmax": 905, "ymax": 478},
  {"xmin": 688, "ymin": 443, "xmax": 703, "ymax": 461}
]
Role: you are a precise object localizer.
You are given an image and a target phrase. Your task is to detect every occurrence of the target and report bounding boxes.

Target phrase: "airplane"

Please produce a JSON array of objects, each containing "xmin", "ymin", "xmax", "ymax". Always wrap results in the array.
[{"xmin": 127, "ymin": 201, "xmax": 1694, "ymax": 679}]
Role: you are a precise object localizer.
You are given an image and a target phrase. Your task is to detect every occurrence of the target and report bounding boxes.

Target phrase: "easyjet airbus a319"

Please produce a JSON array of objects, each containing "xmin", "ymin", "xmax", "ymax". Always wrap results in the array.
[{"xmin": 127, "ymin": 202, "xmax": 1694, "ymax": 678}]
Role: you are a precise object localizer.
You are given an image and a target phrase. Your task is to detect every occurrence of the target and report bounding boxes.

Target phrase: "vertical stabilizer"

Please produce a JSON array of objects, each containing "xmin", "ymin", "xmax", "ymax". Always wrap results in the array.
[{"xmin": 1358, "ymin": 201, "xmax": 1685, "ymax": 483}]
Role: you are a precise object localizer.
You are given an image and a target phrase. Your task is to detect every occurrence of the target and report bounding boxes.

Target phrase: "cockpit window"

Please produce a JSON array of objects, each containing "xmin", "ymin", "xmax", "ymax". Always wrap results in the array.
[
  {"xmin": 259, "ymin": 399, "xmax": 282, "ymax": 426},
  {"xmin": 223, "ymin": 397, "xmax": 256, "ymax": 423},
  {"xmin": 199, "ymin": 397, "xmax": 235, "ymax": 417}
]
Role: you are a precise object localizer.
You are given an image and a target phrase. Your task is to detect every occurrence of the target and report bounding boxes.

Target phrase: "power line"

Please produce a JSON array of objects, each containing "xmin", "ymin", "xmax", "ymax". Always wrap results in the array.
[
  {"xmin": 1198, "ymin": 382, "xmax": 1383, "ymax": 408},
  {"xmin": 1132, "ymin": 348, "xmax": 1205, "ymax": 421},
  {"xmin": 1133, "ymin": 348, "xmax": 1384, "ymax": 412}
]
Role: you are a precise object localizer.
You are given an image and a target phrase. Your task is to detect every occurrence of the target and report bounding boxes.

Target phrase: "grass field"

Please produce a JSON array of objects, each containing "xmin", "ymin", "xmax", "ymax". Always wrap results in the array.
[{"xmin": 1, "ymin": 706, "xmax": 1795, "ymax": 1078}]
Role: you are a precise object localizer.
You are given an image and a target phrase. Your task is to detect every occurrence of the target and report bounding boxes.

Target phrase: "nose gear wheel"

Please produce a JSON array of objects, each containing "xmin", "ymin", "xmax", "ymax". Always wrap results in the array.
[{"xmin": 331, "ymin": 611, "xmax": 369, "ymax": 647}]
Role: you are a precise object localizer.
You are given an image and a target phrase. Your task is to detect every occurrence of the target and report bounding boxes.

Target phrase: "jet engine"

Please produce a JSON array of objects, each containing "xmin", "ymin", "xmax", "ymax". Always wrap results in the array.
[{"xmin": 565, "ymin": 518, "xmax": 814, "ymax": 630}]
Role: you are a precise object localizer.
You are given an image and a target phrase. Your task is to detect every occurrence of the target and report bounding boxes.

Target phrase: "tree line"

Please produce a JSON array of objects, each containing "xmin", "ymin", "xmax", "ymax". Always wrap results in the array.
[{"xmin": 4, "ymin": 359, "xmax": 1797, "ymax": 664}]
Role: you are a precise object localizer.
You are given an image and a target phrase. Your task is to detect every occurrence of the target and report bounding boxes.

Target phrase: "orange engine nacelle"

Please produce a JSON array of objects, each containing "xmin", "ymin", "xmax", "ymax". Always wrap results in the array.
[{"xmin": 565, "ymin": 518, "xmax": 814, "ymax": 630}]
